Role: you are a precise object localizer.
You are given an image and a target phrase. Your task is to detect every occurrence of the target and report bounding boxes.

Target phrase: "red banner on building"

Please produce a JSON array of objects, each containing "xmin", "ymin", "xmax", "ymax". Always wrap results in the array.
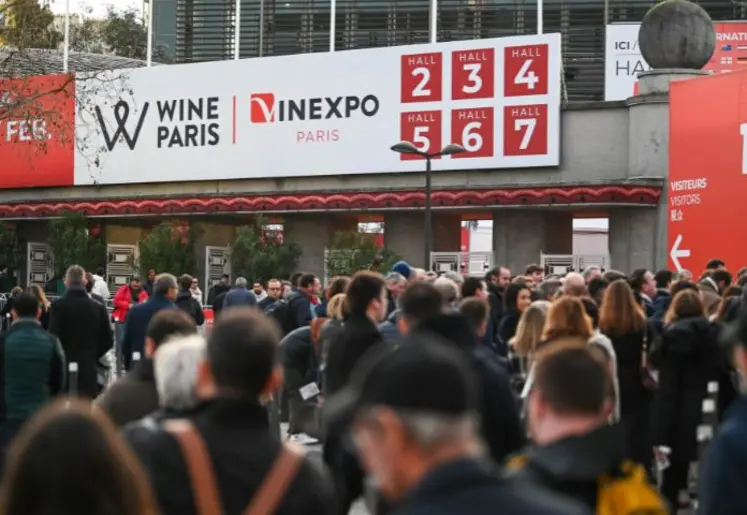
[
  {"xmin": 0, "ymin": 74, "xmax": 76, "ymax": 188},
  {"xmin": 669, "ymin": 69, "xmax": 747, "ymax": 272}
]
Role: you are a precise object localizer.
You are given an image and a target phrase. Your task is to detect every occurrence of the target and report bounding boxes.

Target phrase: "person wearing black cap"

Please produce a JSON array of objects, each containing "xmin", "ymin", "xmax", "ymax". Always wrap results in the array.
[
  {"xmin": 327, "ymin": 338, "xmax": 588, "ymax": 515},
  {"xmin": 699, "ymin": 311, "xmax": 747, "ymax": 515},
  {"xmin": 397, "ymin": 281, "xmax": 525, "ymax": 464}
]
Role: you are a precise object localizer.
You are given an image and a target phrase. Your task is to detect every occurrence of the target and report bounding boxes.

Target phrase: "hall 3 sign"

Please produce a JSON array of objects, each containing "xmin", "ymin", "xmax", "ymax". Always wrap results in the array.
[
  {"xmin": 669, "ymin": 69, "xmax": 747, "ymax": 271},
  {"xmin": 74, "ymin": 33, "xmax": 561, "ymax": 186}
]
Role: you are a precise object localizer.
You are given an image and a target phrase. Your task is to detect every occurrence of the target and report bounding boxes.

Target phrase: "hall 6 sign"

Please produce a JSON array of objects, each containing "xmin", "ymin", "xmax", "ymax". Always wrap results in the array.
[
  {"xmin": 504, "ymin": 44, "xmax": 549, "ymax": 96},
  {"xmin": 451, "ymin": 48, "xmax": 495, "ymax": 100},
  {"xmin": 400, "ymin": 110, "xmax": 442, "ymax": 160},
  {"xmin": 401, "ymin": 52, "xmax": 443, "ymax": 103},
  {"xmin": 451, "ymin": 107, "xmax": 495, "ymax": 159},
  {"xmin": 503, "ymin": 104, "xmax": 548, "ymax": 156}
]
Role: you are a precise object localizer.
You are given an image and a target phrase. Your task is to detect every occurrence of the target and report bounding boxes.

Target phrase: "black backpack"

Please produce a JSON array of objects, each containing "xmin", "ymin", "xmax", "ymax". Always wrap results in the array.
[{"xmin": 265, "ymin": 294, "xmax": 300, "ymax": 335}]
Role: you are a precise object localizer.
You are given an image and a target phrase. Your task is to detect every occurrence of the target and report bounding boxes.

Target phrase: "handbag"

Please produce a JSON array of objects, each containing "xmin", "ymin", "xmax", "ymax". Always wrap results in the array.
[{"xmin": 640, "ymin": 326, "xmax": 658, "ymax": 390}]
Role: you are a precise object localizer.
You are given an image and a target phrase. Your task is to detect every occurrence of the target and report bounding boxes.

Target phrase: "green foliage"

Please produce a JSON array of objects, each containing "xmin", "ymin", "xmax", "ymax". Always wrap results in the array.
[
  {"xmin": 0, "ymin": 222, "xmax": 20, "ymax": 270},
  {"xmin": 325, "ymin": 230, "xmax": 399, "ymax": 278},
  {"xmin": 138, "ymin": 221, "xmax": 199, "ymax": 277},
  {"xmin": 0, "ymin": 0, "xmax": 62, "ymax": 49},
  {"xmin": 47, "ymin": 211, "xmax": 106, "ymax": 276},
  {"xmin": 70, "ymin": 6, "xmax": 171, "ymax": 62},
  {"xmin": 230, "ymin": 220, "xmax": 301, "ymax": 283}
]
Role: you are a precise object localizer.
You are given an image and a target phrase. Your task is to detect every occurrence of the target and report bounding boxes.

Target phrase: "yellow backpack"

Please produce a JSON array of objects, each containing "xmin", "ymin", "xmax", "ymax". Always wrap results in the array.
[{"xmin": 507, "ymin": 456, "xmax": 668, "ymax": 515}]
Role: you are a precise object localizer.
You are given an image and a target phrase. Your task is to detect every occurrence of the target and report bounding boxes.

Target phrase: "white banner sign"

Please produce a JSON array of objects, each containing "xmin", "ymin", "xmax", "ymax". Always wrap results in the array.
[
  {"xmin": 75, "ymin": 34, "xmax": 561, "ymax": 185},
  {"xmin": 605, "ymin": 23, "xmax": 651, "ymax": 101}
]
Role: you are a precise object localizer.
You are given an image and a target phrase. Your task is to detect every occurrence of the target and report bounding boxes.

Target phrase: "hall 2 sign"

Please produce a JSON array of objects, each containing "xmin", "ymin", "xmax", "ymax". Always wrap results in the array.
[{"xmin": 73, "ymin": 33, "xmax": 561, "ymax": 186}]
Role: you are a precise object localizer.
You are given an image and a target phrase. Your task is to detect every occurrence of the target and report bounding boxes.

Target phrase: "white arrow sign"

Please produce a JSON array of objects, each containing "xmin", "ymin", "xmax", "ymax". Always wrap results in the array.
[{"xmin": 670, "ymin": 234, "xmax": 691, "ymax": 272}]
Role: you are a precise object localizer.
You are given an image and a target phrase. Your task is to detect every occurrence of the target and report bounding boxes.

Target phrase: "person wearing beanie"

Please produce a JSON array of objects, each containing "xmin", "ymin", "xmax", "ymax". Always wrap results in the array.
[{"xmin": 391, "ymin": 261, "xmax": 413, "ymax": 282}]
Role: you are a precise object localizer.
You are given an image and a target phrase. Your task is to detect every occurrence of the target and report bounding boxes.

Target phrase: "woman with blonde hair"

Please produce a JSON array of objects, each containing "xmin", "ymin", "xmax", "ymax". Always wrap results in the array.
[
  {"xmin": 599, "ymin": 279, "xmax": 654, "ymax": 468},
  {"xmin": 510, "ymin": 300, "xmax": 550, "ymax": 361},
  {"xmin": 0, "ymin": 399, "xmax": 158, "ymax": 515},
  {"xmin": 653, "ymin": 289, "xmax": 718, "ymax": 508},
  {"xmin": 27, "ymin": 284, "xmax": 51, "ymax": 330}
]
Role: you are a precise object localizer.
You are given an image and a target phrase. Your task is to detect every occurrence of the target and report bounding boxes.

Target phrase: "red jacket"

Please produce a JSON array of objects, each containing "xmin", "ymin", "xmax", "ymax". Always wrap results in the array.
[{"xmin": 112, "ymin": 284, "xmax": 149, "ymax": 322}]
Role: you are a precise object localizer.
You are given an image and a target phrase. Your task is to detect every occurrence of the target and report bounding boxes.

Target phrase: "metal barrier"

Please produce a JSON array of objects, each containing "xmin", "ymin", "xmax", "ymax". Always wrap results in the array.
[
  {"xmin": 540, "ymin": 253, "xmax": 611, "ymax": 275},
  {"xmin": 430, "ymin": 251, "xmax": 494, "ymax": 277}
]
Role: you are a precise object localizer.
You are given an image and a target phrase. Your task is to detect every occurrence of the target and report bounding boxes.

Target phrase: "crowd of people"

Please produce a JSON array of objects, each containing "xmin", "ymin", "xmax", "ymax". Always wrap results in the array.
[{"xmin": 0, "ymin": 257, "xmax": 744, "ymax": 514}]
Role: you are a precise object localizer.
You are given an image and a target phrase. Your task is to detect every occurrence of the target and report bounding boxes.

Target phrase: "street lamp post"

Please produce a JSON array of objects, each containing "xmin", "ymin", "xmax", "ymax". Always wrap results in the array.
[{"xmin": 390, "ymin": 141, "xmax": 467, "ymax": 271}]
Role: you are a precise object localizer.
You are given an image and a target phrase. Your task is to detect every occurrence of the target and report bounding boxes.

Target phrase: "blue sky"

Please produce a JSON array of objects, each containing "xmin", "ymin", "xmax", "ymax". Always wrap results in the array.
[{"xmin": 49, "ymin": 0, "xmax": 142, "ymax": 17}]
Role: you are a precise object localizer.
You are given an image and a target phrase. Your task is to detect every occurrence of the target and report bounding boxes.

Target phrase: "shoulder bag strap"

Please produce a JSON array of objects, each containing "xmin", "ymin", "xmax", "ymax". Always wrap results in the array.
[
  {"xmin": 641, "ymin": 323, "xmax": 649, "ymax": 367},
  {"xmin": 243, "ymin": 443, "xmax": 307, "ymax": 515},
  {"xmin": 163, "ymin": 420, "xmax": 224, "ymax": 515}
]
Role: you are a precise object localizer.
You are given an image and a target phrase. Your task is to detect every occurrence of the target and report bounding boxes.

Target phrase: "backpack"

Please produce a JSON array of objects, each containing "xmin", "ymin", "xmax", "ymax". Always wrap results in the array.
[
  {"xmin": 265, "ymin": 294, "xmax": 300, "ymax": 335},
  {"xmin": 507, "ymin": 456, "xmax": 667, "ymax": 515}
]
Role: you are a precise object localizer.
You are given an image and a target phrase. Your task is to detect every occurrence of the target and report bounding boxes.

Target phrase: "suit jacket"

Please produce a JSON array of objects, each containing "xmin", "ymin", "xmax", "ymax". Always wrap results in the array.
[{"xmin": 49, "ymin": 288, "xmax": 112, "ymax": 398}]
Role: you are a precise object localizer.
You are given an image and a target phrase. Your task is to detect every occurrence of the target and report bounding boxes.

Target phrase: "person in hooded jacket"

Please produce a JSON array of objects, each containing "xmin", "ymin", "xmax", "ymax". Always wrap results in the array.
[
  {"xmin": 173, "ymin": 274, "xmax": 205, "ymax": 327},
  {"xmin": 398, "ymin": 282, "xmax": 526, "ymax": 464},
  {"xmin": 651, "ymin": 289, "xmax": 720, "ymax": 509},
  {"xmin": 281, "ymin": 322, "xmax": 322, "ymax": 444}
]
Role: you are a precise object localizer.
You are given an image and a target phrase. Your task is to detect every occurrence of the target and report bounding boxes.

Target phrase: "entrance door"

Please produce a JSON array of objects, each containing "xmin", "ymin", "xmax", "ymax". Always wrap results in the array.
[
  {"xmin": 27, "ymin": 242, "xmax": 53, "ymax": 287},
  {"xmin": 205, "ymin": 246, "xmax": 230, "ymax": 294},
  {"xmin": 106, "ymin": 245, "xmax": 138, "ymax": 293}
]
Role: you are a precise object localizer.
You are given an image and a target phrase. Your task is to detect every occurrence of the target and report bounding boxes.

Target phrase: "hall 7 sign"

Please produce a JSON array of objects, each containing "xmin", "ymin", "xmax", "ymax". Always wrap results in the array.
[{"xmin": 669, "ymin": 69, "xmax": 747, "ymax": 272}]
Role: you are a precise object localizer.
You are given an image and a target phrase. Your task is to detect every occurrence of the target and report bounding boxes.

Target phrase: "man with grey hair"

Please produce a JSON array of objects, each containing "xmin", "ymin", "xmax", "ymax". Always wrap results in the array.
[
  {"xmin": 434, "ymin": 276, "xmax": 460, "ymax": 309},
  {"xmin": 328, "ymin": 338, "xmax": 585, "ymax": 515},
  {"xmin": 384, "ymin": 271, "xmax": 406, "ymax": 317},
  {"xmin": 122, "ymin": 273, "xmax": 179, "ymax": 372},
  {"xmin": 222, "ymin": 276, "xmax": 258, "ymax": 309},
  {"xmin": 49, "ymin": 265, "xmax": 113, "ymax": 398},
  {"xmin": 442, "ymin": 270, "xmax": 465, "ymax": 286},
  {"xmin": 122, "ymin": 333, "xmax": 205, "ymax": 451},
  {"xmin": 537, "ymin": 279, "xmax": 563, "ymax": 301},
  {"xmin": 582, "ymin": 266, "xmax": 602, "ymax": 283}
]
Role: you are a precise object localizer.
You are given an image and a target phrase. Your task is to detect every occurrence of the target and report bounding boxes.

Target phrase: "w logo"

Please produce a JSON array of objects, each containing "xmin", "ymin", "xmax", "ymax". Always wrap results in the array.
[{"xmin": 95, "ymin": 100, "xmax": 149, "ymax": 151}]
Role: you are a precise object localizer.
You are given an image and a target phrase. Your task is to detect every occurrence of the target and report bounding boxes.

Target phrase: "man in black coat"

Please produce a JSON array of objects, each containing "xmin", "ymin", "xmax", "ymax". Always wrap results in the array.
[
  {"xmin": 49, "ymin": 265, "xmax": 113, "ymax": 399},
  {"xmin": 398, "ymin": 282, "xmax": 526, "ymax": 464},
  {"xmin": 174, "ymin": 274, "xmax": 205, "ymax": 326}
]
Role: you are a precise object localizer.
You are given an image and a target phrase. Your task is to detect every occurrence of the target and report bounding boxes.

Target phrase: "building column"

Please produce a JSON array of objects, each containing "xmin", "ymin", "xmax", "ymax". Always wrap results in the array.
[
  {"xmin": 492, "ymin": 210, "xmax": 573, "ymax": 273},
  {"xmin": 384, "ymin": 212, "xmax": 462, "ymax": 269},
  {"xmin": 284, "ymin": 214, "xmax": 357, "ymax": 279},
  {"xmin": 608, "ymin": 207, "xmax": 658, "ymax": 273}
]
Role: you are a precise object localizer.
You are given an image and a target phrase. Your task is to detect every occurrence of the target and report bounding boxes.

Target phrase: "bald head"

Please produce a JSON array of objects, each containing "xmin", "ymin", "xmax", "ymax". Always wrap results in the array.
[{"xmin": 563, "ymin": 272, "xmax": 587, "ymax": 297}]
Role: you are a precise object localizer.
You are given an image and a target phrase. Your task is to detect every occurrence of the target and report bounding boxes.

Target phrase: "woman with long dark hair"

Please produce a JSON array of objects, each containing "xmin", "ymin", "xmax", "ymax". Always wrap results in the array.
[
  {"xmin": 0, "ymin": 400, "xmax": 158, "ymax": 515},
  {"xmin": 599, "ymin": 279, "xmax": 654, "ymax": 468},
  {"xmin": 652, "ymin": 289, "xmax": 719, "ymax": 510},
  {"xmin": 27, "ymin": 284, "xmax": 51, "ymax": 330},
  {"xmin": 497, "ymin": 282, "xmax": 532, "ymax": 357}
]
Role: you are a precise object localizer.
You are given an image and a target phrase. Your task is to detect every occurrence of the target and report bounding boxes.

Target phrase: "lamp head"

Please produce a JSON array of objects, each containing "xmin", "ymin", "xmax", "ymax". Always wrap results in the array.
[
  {"xmin": 390, "ymin": 141, "xmax": 422, "ymax": 155},
  {"xmin": 440, "ymin": 143, "xmax": 467, "ymax": 156}
]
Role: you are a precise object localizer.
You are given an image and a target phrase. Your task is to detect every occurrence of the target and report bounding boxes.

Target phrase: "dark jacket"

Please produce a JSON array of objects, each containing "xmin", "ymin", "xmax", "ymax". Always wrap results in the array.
[
  {"xmin": 174, "ymin": 290, "xmax": 205, "ymax": 326},
  {"xmin": 222, "ymin": 287, "xmax": 257, "ymax": 309},
  {"xmin": 258, "ymin": 296, "xmax": 278, "ymax": 312},
  {"xmin": 393, "ymin": 458, "xmax": 589, "ymax": 515},
  {"xmin": 122, "ymin": 295, "xmax": 176, "ymax": 371},
  {"xmin": 281, "ymin": 327, "xmax": 318, "ymax": 390},
  {"xmin": 651, "ymin": 290, "xmax": 672, "ymax": 334},
  {"xmin": 206, "ymin": 283, "xmax": 229, "ymax": 306},
  {"xmin": 95, "ymin": 359, "xmax": 159, "ymax": 427},
  {"xmin": 652, "ymin": 316, "xmax": 719, "ymax": 464},
  {"xmin": 315, "ymin": 298, "xmax": 329, "ymax": 318},
  {"xmin": 506, "ymin": 424, "xmax": 628, "ymax": 512},
  {"xmin": 603, "ymin": 322, "xmax": 655, "ymax": 466},
  {"xmin": 0, "ymin": 320, "xmax": 65, "ymax": 422},
  {"xmin": 699, "ymin": 396, "xmax": 747, "ymax": 515},
  {"xmin": 49, "ymin": 288, "xmax": 113, "ymax": 398},
  {"xmin": 496, "ymin": 310, "xmax": 520, "ymax": 358},
  {"xmin": 378, "ymin": 309, "xmax": 400, "ymax": 344},
  {"xmin": 487, "ymin": 283, "xmax": 505, "ymax": 323},
  {"xmin": 290, "ymin": 291, "xmax": 313, "ymax": 329},
  {"xmin": 319, "ymin": 318, "xmax": 344, "ymax": 371},
  {"xmin": 134, "ymin": 397, "xmax": 335, "ymax": 515},
  {"xmin": 415, "ymin": 313, "xmax": 525, "ymax": 464},
  {"xmin": 143, "ymin": 279, "xmax": 155, "ymax": 298},
  {"xmin": 325, "ymin": 314, "xmax": 383, "ymax": 397}
]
